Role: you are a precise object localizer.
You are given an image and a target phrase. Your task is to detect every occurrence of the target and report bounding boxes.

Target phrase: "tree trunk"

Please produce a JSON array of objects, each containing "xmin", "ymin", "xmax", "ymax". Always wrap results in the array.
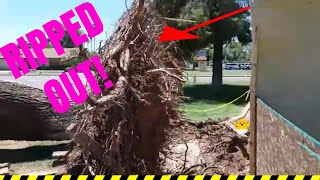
[
  {"xmin": 0, "ymin": 81, "xmax": 79, "ymax": 141},
  {"xmin": 212, "ymin": 38, "xmax": 223, "ymax": 90}
]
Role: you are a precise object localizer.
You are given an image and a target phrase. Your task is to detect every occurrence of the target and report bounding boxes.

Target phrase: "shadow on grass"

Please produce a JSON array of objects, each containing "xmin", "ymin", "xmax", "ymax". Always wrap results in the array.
[
  {"xmin": 0, "ymin": 143, "xmax": 68, "ymax": 163},
  {"xmin": 183, "ymin": 84, "xmax": 250, "ymax": 105}
]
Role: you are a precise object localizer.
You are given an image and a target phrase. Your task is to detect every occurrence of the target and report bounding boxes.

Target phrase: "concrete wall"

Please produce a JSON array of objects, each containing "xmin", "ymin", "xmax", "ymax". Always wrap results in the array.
[
  {"xmin": 198, "ymin": 61, "xmax": 207, "ymax": 72},
  {"xmin": 0, "ymin": 59, "xmax": 9, "ymax": 70},
  {"xmin": 254, "ymin": 0, "xmax": 320, "ymax": 141},
  {"xmin": 0, "ymin": 58, "xmax": 63, "ymax": 70},
  {"xmin": 48, "ymin": 58, "xmax": 63, "ymax": 66}
]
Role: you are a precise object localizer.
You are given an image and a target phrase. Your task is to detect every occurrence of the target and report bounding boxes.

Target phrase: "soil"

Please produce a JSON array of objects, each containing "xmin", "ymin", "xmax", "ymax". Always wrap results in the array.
[
  {"xmin": 65, "ymin": 119, "xmax": 250, "ymax": 175},
  {"xmin": 0, "ymin": 140, "xmax": 69, "ymax": 175},
  {"xmin": 0, "ymin": 120, "xmax": 250, "ymax": 175},
  {"xmin": 160, "ymin": 120, "xmax": 250, "ymax": 175}
]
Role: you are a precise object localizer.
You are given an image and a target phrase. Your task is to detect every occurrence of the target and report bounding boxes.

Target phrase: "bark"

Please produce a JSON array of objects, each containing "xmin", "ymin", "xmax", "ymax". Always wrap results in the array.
[
  {"xmin": 212, "ymin": 38, "xmax": 223, "ymax": 90},
  {"xmin": 0, "ymin": 81, "xmax": 79, "ymax": 141}
]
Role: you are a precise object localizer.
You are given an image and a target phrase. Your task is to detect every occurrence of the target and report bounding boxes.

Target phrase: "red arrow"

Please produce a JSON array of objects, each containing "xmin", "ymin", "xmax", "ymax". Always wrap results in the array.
[{"xmin": 158, "ymin": 6, "xmax": 250, "ymax": 42}]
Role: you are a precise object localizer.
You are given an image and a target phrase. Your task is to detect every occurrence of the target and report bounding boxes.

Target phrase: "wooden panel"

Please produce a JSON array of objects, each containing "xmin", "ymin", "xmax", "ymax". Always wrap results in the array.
[
  {"xmin": 254, "ymin": 0, "xmax": 320, "ymax": 141},
  {"xmin": 256, "ymin": 99, "xmax": 320, "ymax": 174},
  {"xmin": 249, "ymin": 0, "xmax": 258, "ymax": 174}
]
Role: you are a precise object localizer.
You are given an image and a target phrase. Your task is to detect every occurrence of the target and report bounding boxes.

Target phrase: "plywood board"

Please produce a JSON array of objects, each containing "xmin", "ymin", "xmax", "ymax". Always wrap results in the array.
[{"xmin": 256, "ymin": 99, "xmax": 320, "ymax": 174}]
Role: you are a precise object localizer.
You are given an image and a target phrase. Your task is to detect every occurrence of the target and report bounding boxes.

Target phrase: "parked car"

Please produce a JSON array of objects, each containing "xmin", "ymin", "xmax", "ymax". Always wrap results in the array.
[
  {"xmin": 239, "ymin": 63, "xmax": 252, "ymax": 70},
  {"xmin": 224, "ymin": 63, "xmax": 241, "ymax": 70}
]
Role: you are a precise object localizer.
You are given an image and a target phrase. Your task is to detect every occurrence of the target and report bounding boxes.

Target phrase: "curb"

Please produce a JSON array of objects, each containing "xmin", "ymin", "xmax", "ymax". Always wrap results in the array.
[{"xmin": 186, "ymin": 75, "xmax": 251, "ymax": 78}]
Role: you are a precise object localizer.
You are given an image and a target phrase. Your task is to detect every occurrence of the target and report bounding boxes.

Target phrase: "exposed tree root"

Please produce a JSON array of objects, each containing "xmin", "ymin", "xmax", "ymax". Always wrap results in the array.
[{"xmin": 66, "ymin": 0, "xmax": 185, "ymax": 175}]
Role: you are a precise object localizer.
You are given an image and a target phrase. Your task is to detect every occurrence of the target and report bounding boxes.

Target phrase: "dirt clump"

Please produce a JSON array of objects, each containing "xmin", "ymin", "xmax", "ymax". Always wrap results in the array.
[{"xmin": 160, "ymin": 121, "xmax": 249, "ymax": 175}]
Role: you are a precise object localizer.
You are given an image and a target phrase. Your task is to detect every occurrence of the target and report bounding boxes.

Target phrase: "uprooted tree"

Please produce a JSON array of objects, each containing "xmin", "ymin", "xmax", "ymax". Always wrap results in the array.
[
  {"xmin": 66, "ymin": 0, "xmax": 186, "ymax": 174},
  {"xmin": 0, "ymin": 81, "xmax": 79, "ymax": 140}
]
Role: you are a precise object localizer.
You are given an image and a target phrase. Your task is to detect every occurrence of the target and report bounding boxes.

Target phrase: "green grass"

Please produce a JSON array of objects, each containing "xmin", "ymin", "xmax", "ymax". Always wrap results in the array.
[
  {"xmin": 185, "ymin": 70, "xmax": 251, "ymax": 76},
  {"xmin": 181, "ymin": 83, "xmax": 250, "ymax": 122}
]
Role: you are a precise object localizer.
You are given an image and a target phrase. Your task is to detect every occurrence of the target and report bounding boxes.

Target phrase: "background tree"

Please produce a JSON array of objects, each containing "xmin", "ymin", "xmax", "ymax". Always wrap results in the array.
[
  {"xmin": 156, "ymin": 0, "xmax": 252, "ymax": 90},
  {"xmin": 223, "ymin": 41, "xmax": 252, "ymax": 62},
  {"xmin": 60, "ymin": 31, "xmax": 77, "ymax": 48},
  {"xmin": 46, "ymin": 29, "xmax": 84, "ymax": 48}
]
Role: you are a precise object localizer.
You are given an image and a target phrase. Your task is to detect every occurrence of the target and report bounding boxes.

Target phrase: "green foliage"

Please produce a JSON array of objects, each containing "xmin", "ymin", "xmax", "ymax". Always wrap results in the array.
[
  {"xmin": 177, "ymin": 2, "xmax": 212, "ymax": 58},
  {"xmin": 155, "ymin": 0, "xmax": 190, "ymax": 18},
  {"xmin": 45, "ymin": 29, "xmax": 84, "ymax": 49},
  {"xmin": 223, "ymin": 41, "xmax": 251, "ymax": 62},
  {"xmin": 61, "ymin": 29, "xmax": 84, "ymax": 48},
  {"xmin": 155, "ymin": 0, "xmax": 251, "ymax": 56},
  {"xmin": 236, "ymin": 18, "xmax": 252, "ymax": 44},
  {"xmin": 208, "ymin": 48, "xmax": 214, "ymax": 61},
  {"xmin": 46, "ymin": 43, "xmax": 53, "ymax": 48},
  {"xmin": 202, "ymin": 0, "xmax": 251, "ymax": 44}
]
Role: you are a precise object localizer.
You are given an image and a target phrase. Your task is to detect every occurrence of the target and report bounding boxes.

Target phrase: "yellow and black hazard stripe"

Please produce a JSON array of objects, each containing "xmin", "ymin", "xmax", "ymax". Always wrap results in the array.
[{"xmin": 0, "ymin": 175, "xmax": 319, "ymax": 180}]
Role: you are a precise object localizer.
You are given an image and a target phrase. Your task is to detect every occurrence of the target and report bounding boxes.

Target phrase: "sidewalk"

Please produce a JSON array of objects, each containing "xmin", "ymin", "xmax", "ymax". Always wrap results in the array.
[{"xmin": 0, "ymin": 70, "xmax": 64, "ymax": 76}]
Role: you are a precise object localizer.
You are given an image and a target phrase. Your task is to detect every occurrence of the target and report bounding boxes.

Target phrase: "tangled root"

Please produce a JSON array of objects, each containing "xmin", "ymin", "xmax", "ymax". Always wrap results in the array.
[{"xmin": 66, "ymin": 0, "xmax": 185, "ymax": 175}]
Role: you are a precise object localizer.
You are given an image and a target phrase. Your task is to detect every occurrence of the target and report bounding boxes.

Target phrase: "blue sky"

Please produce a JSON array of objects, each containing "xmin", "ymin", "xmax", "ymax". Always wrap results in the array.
[{"xmin": 0, "ymin": 0, "xmax": 133, "ymax": 49}]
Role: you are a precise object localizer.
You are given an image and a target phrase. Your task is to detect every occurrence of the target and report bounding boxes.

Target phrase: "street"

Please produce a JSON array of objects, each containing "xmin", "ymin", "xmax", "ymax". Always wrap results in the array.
[
  {"xmin": 186, "ymin": 76, "xmax": 250, "ymax": 84},
  {"xmin": 0, "ymin": 74, "xmax": 250, "ymax": 90},
  {"xmin": 0, "ymin": 72, "xmax": 88, "ymax": 91}
]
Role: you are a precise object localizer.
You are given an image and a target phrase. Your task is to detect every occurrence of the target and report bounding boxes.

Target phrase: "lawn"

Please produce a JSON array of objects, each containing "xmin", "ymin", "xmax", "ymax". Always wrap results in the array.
[
  {"xmin": 181, "ymin": 83, "xmax": 250, "ymax": 122},
  {"xmin": 185, "ymin": 70, "xmax": 251, "ymax": 76}
]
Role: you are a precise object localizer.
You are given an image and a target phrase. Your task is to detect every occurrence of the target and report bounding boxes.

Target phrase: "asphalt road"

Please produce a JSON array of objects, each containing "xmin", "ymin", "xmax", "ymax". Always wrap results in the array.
[
  {"xmin": 0, "ymin": 73, "xmax": 250, "ymax": 90},
  {"xmin": 186, "ymin": 76, "xmax": 250, "ymax": 85},
  {"xmin": 0, "ymin": 73, "xmax": 88, "ymax": 90}
]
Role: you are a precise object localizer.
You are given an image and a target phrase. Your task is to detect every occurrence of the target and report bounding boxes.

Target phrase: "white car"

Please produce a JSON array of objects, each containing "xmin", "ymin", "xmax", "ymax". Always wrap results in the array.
[
  {"xmin": 240, "ymin": 63, "xmax": 252, "ymax": 70},
  {"xmin": 225, "ymin": 63, "xmax": 241, "ymax": 70}
]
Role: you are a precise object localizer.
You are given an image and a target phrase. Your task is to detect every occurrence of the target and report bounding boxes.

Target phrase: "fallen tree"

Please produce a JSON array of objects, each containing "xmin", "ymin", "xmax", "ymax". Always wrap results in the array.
[
  {"xmin": 66, "ymin": 0, "xmax": 186, "ymax": 175},
  {"xmin": 0, "ymin": 81, "xmax": 79, "ymax": 140}
]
